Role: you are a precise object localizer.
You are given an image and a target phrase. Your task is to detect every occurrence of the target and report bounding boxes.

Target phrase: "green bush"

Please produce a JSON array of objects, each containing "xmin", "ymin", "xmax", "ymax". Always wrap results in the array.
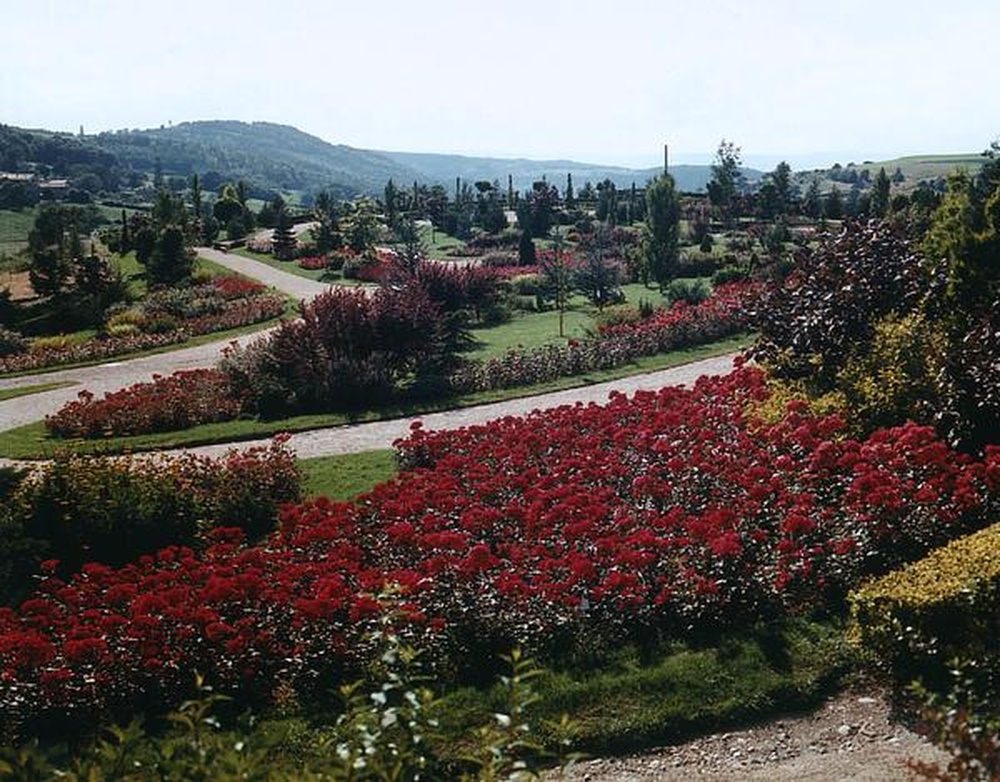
[
  {"xmin": 836, "ymin": 311, "xmax": 946, "ymax": 433},
  {"xmin": 665, "ymin": 277, "xmax": 710, "ymax": 306},
  {"xmin": 0, "ymin": 441, "xmax": 301, "ymax": 602},
  {"xmin": 850, "ymin": 522, "xmax": 1000, "ymax": 690},
  {"xmin": 712, "ymin": 265, "xmax": 747, "ymax": 286},
  {"xmin": 0, "ymin": 326, "xmax": 28, "ymax": 357}
]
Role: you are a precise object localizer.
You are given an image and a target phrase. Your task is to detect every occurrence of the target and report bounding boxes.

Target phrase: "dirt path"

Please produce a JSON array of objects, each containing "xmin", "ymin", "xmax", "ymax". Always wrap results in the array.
[{"xmin": 553, "ymin": 688, "xmax": 948, "ymax": 781}]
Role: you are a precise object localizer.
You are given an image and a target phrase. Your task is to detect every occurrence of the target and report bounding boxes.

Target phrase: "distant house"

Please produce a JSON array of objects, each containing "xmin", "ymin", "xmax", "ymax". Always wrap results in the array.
[{"xmin": 38, "ymin": 179, "xmax": 70, "ymax": 192}]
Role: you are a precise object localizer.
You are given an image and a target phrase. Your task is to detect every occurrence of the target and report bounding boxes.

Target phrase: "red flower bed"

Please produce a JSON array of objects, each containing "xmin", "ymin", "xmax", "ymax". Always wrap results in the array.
[
  {"xmin": 46, "ymin": 369, "xmax": 243, "ymax": 438},
  {"xmin": 297, "ymin": 256, "xmax": 328, "ymax": 271},
  {"xmin": 2, "ymin": 367, "xmax": 997, "ymax": 724}
]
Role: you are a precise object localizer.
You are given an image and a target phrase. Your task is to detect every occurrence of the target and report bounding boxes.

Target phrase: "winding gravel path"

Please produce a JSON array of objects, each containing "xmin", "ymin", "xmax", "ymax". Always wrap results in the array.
[
  {"xmin": 0, "ymin": 248, "xmax": 330, "ymax": 434},
  {"xmin": 157, "ymin": 353, "xmax": 741, "ymax": 460}
]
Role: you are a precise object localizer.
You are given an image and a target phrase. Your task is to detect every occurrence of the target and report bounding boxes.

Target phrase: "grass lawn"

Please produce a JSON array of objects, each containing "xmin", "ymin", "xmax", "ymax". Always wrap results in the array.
[
  {"xmin": 300, "ymin": 449, "xmax": 398, "ymax": 501},
  {"xmin": 0, "ymin": 208, "xmax": 37, "ymax": 257},
  {"xmin": 0, "ymin": 333, "xmax": 751, "ymax": 458},
  {"xmin": 469, "ymin": 300, "xmax": 594, "ymax": 357},
  {"xmin": 0, "ymin": 380, "xmax": 77, "ymax": 402},
  {"xmin": 419, "ymin": 224, "xmax": 466, "ymax": 257},
  {"xmin": 432, "ymin": 617, "xmax": 850, "ymax": 758},
  {"xmin": 232, "ymin": 247, "xmax": 327, "ymax": 281}
]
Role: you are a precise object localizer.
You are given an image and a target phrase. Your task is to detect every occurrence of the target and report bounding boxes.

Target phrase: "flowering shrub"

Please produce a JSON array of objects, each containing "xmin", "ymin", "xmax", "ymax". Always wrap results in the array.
[
  {"xmin": 0, "ymin": 277, "xmax": 284, "ymax": 375},
  {"xmin": 449, "ymin": 283, "xmax": 758, "ymax": 393},
  {"xmin": 297, "ymin": 255, "xmax": 328, "ymax": 271},
  {"xmin": 1, "ymin": 369, "xmax": 997, "ymax": 727},
  {"xmin": 45, "ymin": 369, "xmax": 243, "ymax": 439},
  {"xmin": 0, "ymin": 438, "xmax": 301, "ymax": 606}
]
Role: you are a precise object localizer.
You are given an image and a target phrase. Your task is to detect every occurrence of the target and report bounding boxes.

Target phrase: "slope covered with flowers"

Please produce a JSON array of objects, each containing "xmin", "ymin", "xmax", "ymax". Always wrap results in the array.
[{"xmin": 2, "ymin": 366, "xmax": 998, "ymax": 727}]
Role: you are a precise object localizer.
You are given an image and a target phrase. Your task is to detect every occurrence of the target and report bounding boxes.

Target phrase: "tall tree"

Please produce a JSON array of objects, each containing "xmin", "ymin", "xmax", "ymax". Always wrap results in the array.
[
  {"xmin": 871, "ymin": 167, "xmax": 891, "ymax": 218},
  {"xmin": 271, "ymin": 202, "xmax": 296, "ymax": 261},
  {"xmin": 540, "ymin": 232, "xmax": 575, "ymax": 337},
  {"xmin": 643, "ymin": 174, "xmax": 681, "ymax": 290},
  {"xmin": 564, "ymin": 173, "xmax": 576, "ymax": 209},
  {"xmin": 707, "ymin": 139, "xmax": 744, "ymax": 227}
]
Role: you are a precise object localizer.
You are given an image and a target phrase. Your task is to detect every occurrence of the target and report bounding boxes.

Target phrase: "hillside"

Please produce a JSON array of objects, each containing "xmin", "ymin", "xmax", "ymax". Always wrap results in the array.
[
  {"xmin": 94, "ymin": 121, "xmax": 421, "ymax": 198},
  {"xmin": 380, "ymin": 150, "xmax": 753, "ymax": 193}
]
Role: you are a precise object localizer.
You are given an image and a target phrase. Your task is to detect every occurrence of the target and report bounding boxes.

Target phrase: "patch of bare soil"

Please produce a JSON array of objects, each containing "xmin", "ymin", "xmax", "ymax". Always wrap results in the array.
[
  {"xmin": 1, "ymin": 270, "xmax": 35, "ymax": 301},
  {"xmin": 553, "ymin": 688, "xmax": 949, "ymax": 781}
]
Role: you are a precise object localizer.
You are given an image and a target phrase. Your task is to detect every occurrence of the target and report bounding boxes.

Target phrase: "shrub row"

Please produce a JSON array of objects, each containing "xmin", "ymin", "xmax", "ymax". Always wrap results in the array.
[
  {"xmin": 449, "ymin": 283, "xmax": 756, "ymax": 393},
  {"xmin": 45, "ymin": 369, "xmax": 242, "ymax": 439},
  {"xmin": 0, "ymin": 280, "xmax": 285, "ymax": 374}
]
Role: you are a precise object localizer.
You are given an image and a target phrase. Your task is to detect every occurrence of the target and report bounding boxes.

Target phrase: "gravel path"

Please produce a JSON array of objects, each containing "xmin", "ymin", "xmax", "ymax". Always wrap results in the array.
[
  {"xmin": 553, "ymin": 688, "xmax": 948, "ymax": 781},
  {"xmin": 151, "ymin": 353, "xmax": 741, "ymax": 460},
  {"xmin": 0, "ymin": 248, "xmax": 332, "ymax": 434}
]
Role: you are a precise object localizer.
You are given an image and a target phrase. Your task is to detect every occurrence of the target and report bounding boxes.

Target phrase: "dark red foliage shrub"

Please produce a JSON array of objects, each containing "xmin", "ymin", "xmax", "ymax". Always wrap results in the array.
[
  {"xmin": 748, "ymin": 219, "xmax": 931, "ymax": 385},
  {"xmin": 229, "ymin": 286, "xmax": 446, "ymax": 414}
]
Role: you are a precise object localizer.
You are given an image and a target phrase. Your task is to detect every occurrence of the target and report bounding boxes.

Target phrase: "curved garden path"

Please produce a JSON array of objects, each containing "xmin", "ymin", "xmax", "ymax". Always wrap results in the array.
[
  {"xmin": 159, "ymin": 352, "xmax": 741, "ymax": 460},
  {"xmin": 0, "ymin": 248, "xmax": 329, "ymax": 434}
]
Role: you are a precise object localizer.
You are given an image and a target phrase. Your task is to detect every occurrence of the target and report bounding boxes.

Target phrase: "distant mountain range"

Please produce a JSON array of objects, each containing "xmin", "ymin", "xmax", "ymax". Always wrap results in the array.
[{"xmin": 0, "ymin": 120, "xmax": 763, "ymax": 200}]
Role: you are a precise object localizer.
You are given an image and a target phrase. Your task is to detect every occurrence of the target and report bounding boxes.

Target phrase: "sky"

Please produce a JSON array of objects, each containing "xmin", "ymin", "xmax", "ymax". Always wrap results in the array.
[{"xmin": 2, "ymin": 0, "xmax": 998, "ymax": 170}]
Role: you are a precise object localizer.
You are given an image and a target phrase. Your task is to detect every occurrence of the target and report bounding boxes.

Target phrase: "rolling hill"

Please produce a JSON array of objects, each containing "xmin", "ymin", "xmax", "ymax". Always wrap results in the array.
[{"xmin": 2, "ymin": 120, "xmax": 761, "ymax": 199}]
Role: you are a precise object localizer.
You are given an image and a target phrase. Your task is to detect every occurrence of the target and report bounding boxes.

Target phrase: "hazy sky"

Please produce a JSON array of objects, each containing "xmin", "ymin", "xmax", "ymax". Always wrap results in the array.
[{"xmin": 3, "ymin": 0, "xmax": 998, "ymax": 169}]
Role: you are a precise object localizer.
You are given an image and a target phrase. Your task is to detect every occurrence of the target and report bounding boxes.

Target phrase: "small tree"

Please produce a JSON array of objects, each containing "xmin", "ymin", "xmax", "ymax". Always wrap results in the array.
[
  {"xmin": 643, "ymin": 174, "xmax": 681, "ymax": 291},
  {"xmin": 271, "ymin": 207, "xmax": 296, "ymax": 261},
  {"xmin": 146, "ymin": 225, "xmax": 194, "ymax": 286},
  {"xmin": 576, "ymin": 225, "xmax": 621, "ymax": 310},
  {"xmin": 871, "ymin": 167, "xmax": 892, "ymax": 217},
  {"xmin": 540, "ymin": 234, "xmax": 575, "ymax": 337},
  {"xmin": 518, "ymin": 229, "xmax": 536, "ymax": 265},
  {"xmin": 708, "ymin": 139, "xmax": 744, "ymax": 228}
]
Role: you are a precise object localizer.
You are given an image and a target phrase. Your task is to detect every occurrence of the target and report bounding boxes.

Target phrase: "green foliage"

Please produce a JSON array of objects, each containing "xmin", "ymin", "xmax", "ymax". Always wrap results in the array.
[
  {"xmin": 836, "ymin": 311, "xmax": 946, "ymax": 432},
  {"xmin": 0, "ymin": 443, "xmax": 301, "ymax": 602},
  {"xmin": 0, "ymin": 326, "xmax": 28, "ymax": 357},
  {"xmin": 908, "ymin": 666, "xmax": 1000, "ymax": 782},
  {"xmin": 849, "ymin": 522, "xmax": 1000, "ymax": 692},
  {"xmin": 643, "ymin": 174, "xmax": 680, "ymax": 289},
  {"xmin": 664, "ymin": 277, "xmax": 710, "ymax": 306}
]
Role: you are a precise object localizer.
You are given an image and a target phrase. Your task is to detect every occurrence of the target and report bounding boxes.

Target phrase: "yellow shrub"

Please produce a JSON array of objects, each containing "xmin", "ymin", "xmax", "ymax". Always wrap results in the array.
[
  {"xmin": 837, "ymin": 311, "xmax": 946, "ymax": 432},
  {"xmin": 849, "ymin": 522, "xmax": 1000, "ymax": 683},
  {"xmin": 746, "ymin": 374, "xmax": 847, "ymax": 430}
]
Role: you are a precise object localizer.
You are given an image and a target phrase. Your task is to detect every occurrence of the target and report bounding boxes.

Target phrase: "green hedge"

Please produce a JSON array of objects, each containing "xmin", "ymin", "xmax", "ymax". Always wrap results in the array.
[{"xmin": 849, "ymin": 522, "xmax": 1000, "ymax": 687}]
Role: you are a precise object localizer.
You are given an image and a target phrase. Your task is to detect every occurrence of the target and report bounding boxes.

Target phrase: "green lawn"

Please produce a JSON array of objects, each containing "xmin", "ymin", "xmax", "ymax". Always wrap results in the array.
[
  {"xmin": 0, "ymin": 333, "xmax": 750, "ymax": 458},
  {"xmin": 300, "ymin": 449, "xmax": 398, "ymax": 500},
  {"xmin": 0, "ymin": 380, "xmax": 77, "ymax": 402},
  {"xmin": 232, "ymin": 247, "xmax": 327, "ymax": 281},
  {"xmin": 433, "ymin": 617, "xmax": 850, "ymax": 758},
  {"xmin": 419, "ymin": 224, "xmax": 466, "ymax": 258},
  {"xmin": 0, "ymin": 208, "xmax": 37, "ymax": 256}
]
